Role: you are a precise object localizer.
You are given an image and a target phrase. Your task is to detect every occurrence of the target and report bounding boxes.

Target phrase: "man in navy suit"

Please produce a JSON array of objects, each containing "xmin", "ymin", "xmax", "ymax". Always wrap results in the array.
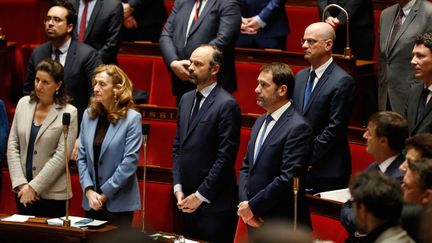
[
  {"xmin": 23, "ymin": 0, "xmax": 102, "ymax": 124},
  {"xmin": 172, "ymin": 45, "xmax": 241, "ymax": 242},
  {"xmin": 238, "ymin": 63, "xmax": 312, "ymax": 229},
  {"xmin": 159, "ymin": 0, "xmax": 241, "ymax": 103},
  {"xmin": 406, "ymin": 32, "xmax": 432, "ymax": 135},
  {"xmin": 340, "ymin": 111, "xmax": 409, "ymax": 241},
  {"xmin": 236, "ymin": 0, "xmax": 289, "ymax": 50},
  {"xmin": 71, "ymin": 0, "xmax": 123, "ymax": 64},
  {"xmin": 293, "ymin": 22, "xmax": 355, "ymax": 194}
]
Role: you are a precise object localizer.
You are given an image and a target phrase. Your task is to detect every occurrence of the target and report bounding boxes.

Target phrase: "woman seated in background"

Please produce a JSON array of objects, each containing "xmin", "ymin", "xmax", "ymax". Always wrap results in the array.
[
  {"xmin": 77, "ymin": 64, "xmax": 142, "ymax": 227},
  {"xmin": 7, "ymin": 59, "xmax": 78, "ymax": 217}
]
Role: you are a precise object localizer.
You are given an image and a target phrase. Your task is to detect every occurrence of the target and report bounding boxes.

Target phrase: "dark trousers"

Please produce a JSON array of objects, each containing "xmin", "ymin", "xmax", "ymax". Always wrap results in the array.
[
  {"xmin": 15, "ymin": 196, "xmax": 66, "ymax": 218},
  {"xmin": 86, "ymin": 209, "xmax": 133, "ymax": 229},
  {"xmin": 179, "ymin": 208, "xmax": 236, "ymax": 243}
]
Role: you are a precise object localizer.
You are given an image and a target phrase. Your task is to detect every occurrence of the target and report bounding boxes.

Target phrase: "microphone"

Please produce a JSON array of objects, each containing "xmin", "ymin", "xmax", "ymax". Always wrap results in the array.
[
  {"xmin": 62, "ymin": 113, "xmax": 71, "ymax": 227},
  {"xmin": 141, "ymin": 123, "xmax": 150, "ymax": 232},
  {"xmin": 321, "ymin": 4, "xmax": 353, "ymax": 59},
  {"xmin": 293, "ymin": 164, "xmax": 302, "ymax": 231}
]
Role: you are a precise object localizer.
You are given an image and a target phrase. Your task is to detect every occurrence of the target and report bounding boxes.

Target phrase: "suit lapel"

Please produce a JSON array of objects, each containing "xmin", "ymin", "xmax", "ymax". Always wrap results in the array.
[
  {"xmin": 303, "ymin": 62, "xmax": 335, "ymax": 113},
  {"xmin": 414, "ymin": 90, "xmax": 432, "ymax": 132},
  {"xmin": 248, "ymin": 115, "xmax": 265, "ymax": 170},
  {"xmin": 24, "ymin": 101, "xmax": 37, "ymax": 145},
  {"xmin": 380, "ymin": 6, "xmax": 396, "ymax": 57},
  {"xmin": 86, "ymin": 115, "xmax": 98, "ymax": 163},
  {"xmin": 64, "ymin": 40, "xmax": 76, "ymax": 77},
  {"xmin": 187, "ymin": 0, "xmax": 216, "ymax": 38},
  {"xmin": 85, "ymin": 0, "xmax": 103, "ymax": 41},
  {"xmin": 35, "ymin": 103, "xmax": 60, "ymax": 144},
  {"xmin": 297, "ymin": 68, "xmax": 310, "ymax": 113},
  {"xmin": 385, "ymin": 153, "xmax": 404, "ymax": 177},
  {"xmin": 181, "ymin": 92, "xmax": 195, "ymax": 140},
  {"xmin": 407, "ymin": 84, "xmax": 422, "ymax": 131},
  {"xmin": 99, "ymin": 119, "xmax": 120, "ymax": 161}
]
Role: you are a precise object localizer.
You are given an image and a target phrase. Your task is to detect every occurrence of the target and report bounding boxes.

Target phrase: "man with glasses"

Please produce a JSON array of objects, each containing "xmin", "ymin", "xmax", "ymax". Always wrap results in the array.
[
  {"xmin": 23, "ymin": 0, "xmax": 102, "ymax": 124},
  {"xmin": 293, "ymin": 22, "xmax": 355, "ymax": 194}
]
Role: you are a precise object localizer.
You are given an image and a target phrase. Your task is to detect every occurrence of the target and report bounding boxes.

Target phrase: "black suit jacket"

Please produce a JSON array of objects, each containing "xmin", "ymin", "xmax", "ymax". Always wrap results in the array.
[
  {"xmin": 159, "ymin": 0, "xmax": 241, "ymax": 96},
  {"xmin": 122, "ymin": 0, "xmax": 167, "ymax": 42},
  {"xmin": 239, "ymin": 104, "xmax": 312, "ymax": 225},
  {"xmin": 293, "ymin": 61, "xmax": 355, "ymax": 181},
  {"xmin": 318, "ymin": 0, "xmax": 374, "ymax": 59},
  {"xmin": 72, "ymin": 0, "xmax": 123, "ymax": 64},
  {"xmin": 23, "ymin": 40, "xmax": 102, "ymax": 123},
  {"xmin": 172, "ymin": 84, "xmax": 240, "ymax": 213},
  {"xmin": 406, "ymin": 83, "xmax": 432, "ymax": 135}
]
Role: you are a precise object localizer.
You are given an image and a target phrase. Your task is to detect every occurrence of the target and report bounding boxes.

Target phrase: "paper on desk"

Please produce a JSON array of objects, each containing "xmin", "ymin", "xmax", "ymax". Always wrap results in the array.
[
  {"xmin": 47, "ymin": 216, "xmax": 107, "ymax": 228},
  {"xmin": 1, "ymin": 214, "xmax": 35, "ymax": 222},
  {"xmin": 316, "ymin": 188, "xmax": 351, "ymax": 203}
]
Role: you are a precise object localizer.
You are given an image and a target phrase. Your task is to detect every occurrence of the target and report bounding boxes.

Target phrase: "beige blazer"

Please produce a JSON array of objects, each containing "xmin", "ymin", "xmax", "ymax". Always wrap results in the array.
[{"xmin": 7, "ymin": 96, "xmax": 78, "ymax": 200}]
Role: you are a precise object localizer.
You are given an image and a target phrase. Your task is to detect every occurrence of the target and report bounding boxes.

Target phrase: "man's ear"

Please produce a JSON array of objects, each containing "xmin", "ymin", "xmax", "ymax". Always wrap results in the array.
[
  {"xmin": 422, "ymin": 189, "xmax": 432, "ymax": 205},
  {"xmin": 211, "ymin": 64, "xmax": 220, "ymax": 76},
  {"xmin": 67, "ymin": 24, "xmax": 74, "ymax": 34},
  {"xmin": 278, "ymin": 85, "xmax": 288, "ymax": 97}
]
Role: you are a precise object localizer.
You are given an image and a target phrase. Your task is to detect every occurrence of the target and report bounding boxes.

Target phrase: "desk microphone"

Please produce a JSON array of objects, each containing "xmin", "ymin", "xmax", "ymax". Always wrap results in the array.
[
  {"xmin": 141, "ymin": 123, "xmax": 150, "ymax": 232},
  {"xmin": 293, "ymin": 164, "xmax": 302, "ymax": 231},
  {"xmin": 62, "ymin": 113, "xmax": 71, "ymax": 227}
]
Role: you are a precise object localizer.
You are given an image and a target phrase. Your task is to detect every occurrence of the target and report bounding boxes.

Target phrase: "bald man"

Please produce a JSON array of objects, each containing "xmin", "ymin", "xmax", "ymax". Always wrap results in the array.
[{"xmin": 292, "ymin": 22, "xmax": 355, "ymax": 194}]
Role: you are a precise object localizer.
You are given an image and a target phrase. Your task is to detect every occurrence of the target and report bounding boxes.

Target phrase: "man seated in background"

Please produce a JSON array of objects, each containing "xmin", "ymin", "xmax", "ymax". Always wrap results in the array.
[
  {"xmin": 340, "ymin": 111, "xmax": 409, "ymax": 241},
  {"xmin": 349, "ymin": 171, "xmax": 414, "ymax": 243}
]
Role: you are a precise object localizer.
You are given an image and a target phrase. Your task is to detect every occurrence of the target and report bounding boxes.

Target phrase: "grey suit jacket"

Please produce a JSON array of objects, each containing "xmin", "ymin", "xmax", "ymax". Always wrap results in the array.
[
  {"xmin": 7, "ymin": 96, "xmax": 78, "ymax": 200},
  {"xmin": 71, "ymin": 0, "xmax": 123, "ymax": 64},
  {"xmin": 378, "ymin": 0, "xmax": 432, "ymax": 114},
  {"xmin": 406, "ymin": 83, "xmax": 432, "ymax": 135}
]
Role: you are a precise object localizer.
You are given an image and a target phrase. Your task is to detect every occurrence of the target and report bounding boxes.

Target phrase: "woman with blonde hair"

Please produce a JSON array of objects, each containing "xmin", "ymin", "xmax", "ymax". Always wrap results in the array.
[
  {"xmin": 7, "ymin": 59, "xmax": 78, "ymax": 217},
  {"xmin": 77, "ymin": 64, "xmax": 142, "ymax": 227}
]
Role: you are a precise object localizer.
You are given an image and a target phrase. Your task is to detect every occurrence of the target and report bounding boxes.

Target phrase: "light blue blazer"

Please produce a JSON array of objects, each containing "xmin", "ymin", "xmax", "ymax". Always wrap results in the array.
[{"xmin": 77, "ymin": 108, "xmax": 142, "ymax": 212}]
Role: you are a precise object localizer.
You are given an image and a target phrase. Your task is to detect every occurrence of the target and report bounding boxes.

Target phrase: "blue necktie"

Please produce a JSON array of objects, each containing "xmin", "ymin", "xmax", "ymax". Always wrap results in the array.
[
  {"xmin": 303, "ymin": 71, "xmax": 316, "ymax": 110},
  {"xmin": 254, "ymin": 115, "xmax": 273, "ymax": 162}
]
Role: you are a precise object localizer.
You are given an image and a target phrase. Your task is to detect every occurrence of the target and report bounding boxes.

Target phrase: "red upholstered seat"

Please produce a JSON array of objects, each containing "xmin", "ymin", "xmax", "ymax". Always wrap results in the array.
[
  {"xmin": 235, "ymin": 128, "xmax": 251, "ymax": 181},
  {"xmin": 285, "ymin": 6, "xmax": 319, "ymax": 53},
  {"xmin": 148, "ymin": 58, "xmax": 177, "ymax": 107},
  {"xmin": 233, "ymin": 218, "xmax": 248, "ymax": 243},
  {"xmin": 233, "ymin": 62, "xmax": 265, "ymax": 115},
  {"xmin": 141, "ymin": 120, "xmax": 176, "ymax": 168},
  {"xmin": 0, "ymin": 170, "xmax": 17, "ymax": 214},
  {"xmin": 311, "ymin": 213, "xmax": 348, "ymax": 243},
  {"xmin": 118, "ymin": 55, "xmax": 154, "ymax": 95},
  {"xmin": 349, "ymin": 143, "xmax": 373, "ymax": 176}
]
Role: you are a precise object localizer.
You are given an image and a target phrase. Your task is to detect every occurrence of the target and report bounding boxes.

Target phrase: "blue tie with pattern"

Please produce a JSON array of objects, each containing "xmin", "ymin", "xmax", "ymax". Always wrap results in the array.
[
  {"xmin": 254, "ymin": 115, "xmax": 273, "ymax": 163},
  {"xmin": 303, "ymin": 71, "xmax": 316, "ymax": 110}
]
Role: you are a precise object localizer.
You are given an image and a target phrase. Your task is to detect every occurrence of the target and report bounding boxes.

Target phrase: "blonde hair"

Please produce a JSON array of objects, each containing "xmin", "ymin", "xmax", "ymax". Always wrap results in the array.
[{"xmin": 88, "ymin": 64, "xmax": 135, "ymax": 123}]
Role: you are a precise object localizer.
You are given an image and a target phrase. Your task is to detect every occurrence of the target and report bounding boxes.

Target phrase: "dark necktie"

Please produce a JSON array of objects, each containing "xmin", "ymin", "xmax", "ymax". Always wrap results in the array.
[
  {"xmin": 54, "ymin": 49, "xmax": 62, "ymax": 62},
  {"xmin": 387, "ymin": 8, "xmax": 404, "ymax": 54},
  {"xmin": 303, "ymin": 71, "xmax": 316, "ymax": 110},
  {"xmin": 417, "ymin": 88, "xmax": 430, "ymax": 123},
  {"xmin": 254, "ymin": 115, "xmax": 273, "ymax": 162},
  {"xmin": 78, "ymin": 0, "xmax": 89, "ymax": 42},
  {"xmin": 190, "ymin": 91, "xmax": 203, "ymax": 123}
]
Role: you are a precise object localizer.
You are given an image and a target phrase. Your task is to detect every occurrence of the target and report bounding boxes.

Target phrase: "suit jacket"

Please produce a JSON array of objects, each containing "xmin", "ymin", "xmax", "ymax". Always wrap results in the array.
[
  {"xmin": 239, "ymin": 104, "xmax": 312, "ymax": 225},
  {"xmin": 172, "ymin": 84, "xmax": 240, "ymax": 213},
  {"xmin": 71, "ymin": 0, "xmax": 123, "ymax": 64},
  {"xmin": 378, "ymin": 0, "xmax": 432, "ymax": 114},
  {"xmin": 375, "ymin": 225, "xmax": 415, "ymax": 243},
  {"xmin": 7, "ymin": 96, "xmax": 78, "ymax": 200},
  {"xmin": 406, "ymin": 83, "xmax": 432, "ymax": 135},
  {"xmin": 121, "ymin": 0, "xmax": 167, "ymax": 42},
  {"xmin": 77, "ymin": 109, "xmax": 142, "ymax": 212},
  {"xmin": 318, "ymin": 0, "xmax": 374, "ymax": 60},
  {"xmin": 23, "ymin": 40, "xmax": 102, "ymax": 124},
  {"xmin": 293, "ymin": 61, "xmax": 354, "ymax": 180},
  {"xmin": 340, "ymin": 153, "xmax": 405, "ymax": 236},
  {"xmin": 159, "ymin": 0, "xmax": 241, "ymax": 96},
  {"xmin": 240, "ymin": 0, "xmax": 289, "ymax": 37}
]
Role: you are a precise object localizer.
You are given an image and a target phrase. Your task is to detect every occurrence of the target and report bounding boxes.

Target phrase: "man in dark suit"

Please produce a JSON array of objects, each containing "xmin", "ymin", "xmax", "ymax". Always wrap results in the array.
[
  {"xmin": 23, "ymin": 0, "xmax": 102, "ymax": 124},
  {"xmin": 406, "ymin": 32, "xmax": 432, "ymax": 135},
  {"xmin": 159, "ymin": 0, "xmax": 241, "ymax": 103},
  {"xmin": 71, "ymin": 0, "xmax": 123, "ymax": 64},
  {"xmin": 172, "ymin": 45, "xmax": 240, "ymax": 242},
  {"xmin": 340, "ymin": 111, "xmax": 409, "ymax": 241},
  {"xmin": 378, "ymin": 0, "xmax": 432, "ymax": 114},
  {"xmin": 318, "ymin": 0, "xmax": 374, "ymax": 60},
  {"xmin": 293, "ymin": 22, "xmax": 355, "ymax": 194},
  {"xmin": 121, "ymin": 0, "xmax": 167, "ymax": 42},
  {"xmin": 238, "ymin": 63, "xmax": 312, "ymax": 229},
  {"xmin": 236, "ymin": 0, "xmax": 289, "ymax": 50}
]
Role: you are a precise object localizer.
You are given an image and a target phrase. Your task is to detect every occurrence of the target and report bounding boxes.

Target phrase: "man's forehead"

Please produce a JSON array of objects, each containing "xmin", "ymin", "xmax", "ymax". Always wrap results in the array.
[{"xmin": 48, "ymin": 6, "xmax": 67, "ymax": 16}]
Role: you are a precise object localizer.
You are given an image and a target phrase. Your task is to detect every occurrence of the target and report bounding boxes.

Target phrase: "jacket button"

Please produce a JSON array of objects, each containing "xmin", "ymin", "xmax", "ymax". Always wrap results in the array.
[
  {"xmin": 32, "ymin": 166, "xmax": 36, "ymax": 171},
  {"xmin": 33, "ymin": 150, "xmax": 37, "ymax": 154}
]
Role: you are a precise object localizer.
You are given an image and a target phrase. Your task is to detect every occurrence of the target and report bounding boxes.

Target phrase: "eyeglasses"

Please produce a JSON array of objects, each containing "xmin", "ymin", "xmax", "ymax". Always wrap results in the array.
[
  {"xmin": 300, "ymin": 38, "xmax": 326, "ymax": 45},
  {"xmin": 44, "ymin": 16, "xmax": 65, "ymax": 24}
]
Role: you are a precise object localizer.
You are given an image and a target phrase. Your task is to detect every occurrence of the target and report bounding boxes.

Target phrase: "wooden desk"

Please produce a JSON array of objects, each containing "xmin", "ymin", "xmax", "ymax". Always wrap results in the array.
[{"xmin": 0, "ymin": 215, "xmax": 116, "ymax": 243}]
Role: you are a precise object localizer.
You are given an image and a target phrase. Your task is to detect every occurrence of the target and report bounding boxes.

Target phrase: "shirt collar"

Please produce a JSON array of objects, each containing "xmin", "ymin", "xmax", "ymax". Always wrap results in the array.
[
  {"xmin": 198, "ymin": 82, "xmax": 217, "ymax": 99},
  {"xmin": 401, "ymin": 0, "xmax": 415, "ymax": 16},
  {"xmin": 53, "ymin": 37, "xmax": 71, "ymax": 55},
  {"xmin": 379, "ymin": 154, "xmax": 399, "ymax": 173},
  {"xmin": 268, "ymin": 101, "xmax": 291, "ymax": 122},
  {"xmin": 312, "ymin": 57, "xmax": 333, "ymax": 79}
]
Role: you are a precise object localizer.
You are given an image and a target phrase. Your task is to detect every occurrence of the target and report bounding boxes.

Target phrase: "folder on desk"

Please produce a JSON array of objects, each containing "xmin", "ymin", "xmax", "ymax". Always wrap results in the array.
[{"xmin": 47, "ymin": 216, "xmax": 107, "ymax": 228}]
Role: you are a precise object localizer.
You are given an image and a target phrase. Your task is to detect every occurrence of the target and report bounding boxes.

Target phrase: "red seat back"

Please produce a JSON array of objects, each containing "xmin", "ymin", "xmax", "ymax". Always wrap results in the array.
[
  {"xmin": 148, "ymin": 58, "xmax": 177, "ymax": 107},
  {"xmin": 118, "ymin": 55, "xmax": 154, "ymax": 94}
]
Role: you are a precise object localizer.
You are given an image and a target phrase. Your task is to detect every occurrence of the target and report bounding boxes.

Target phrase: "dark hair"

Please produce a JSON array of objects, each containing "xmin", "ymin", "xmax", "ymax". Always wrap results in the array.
[
  {"xmin": 368, "ymin": 111, "xmax": 408, "ymax": 152},
  {"xmin": 349, "ymin": 171, "xmax": 403, "ymax": 223},
  {"xmin": 415, "ymin": 32, "xmax": 432, "ymax": 52},
  {"xmin": 30, "ymin": 58, "xmax": 69, "ymax": 106},
  {"xmin": 50, "ymin": 0, "xmax": 77, "ymax": 29},
  {"xmin": 198, "ymin": 44, "xmax": 224, "ymax": 68},
  {"xmin": 260, "ymin": 62, "xmax": 295, "ymax": 99},
  {"xmin": 405, "ymin": 133, "xmax": 432, "ymax": 159},
  {"xmin": 408, "ymin": 158, "xmax": 432, "ymax": 191}
]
